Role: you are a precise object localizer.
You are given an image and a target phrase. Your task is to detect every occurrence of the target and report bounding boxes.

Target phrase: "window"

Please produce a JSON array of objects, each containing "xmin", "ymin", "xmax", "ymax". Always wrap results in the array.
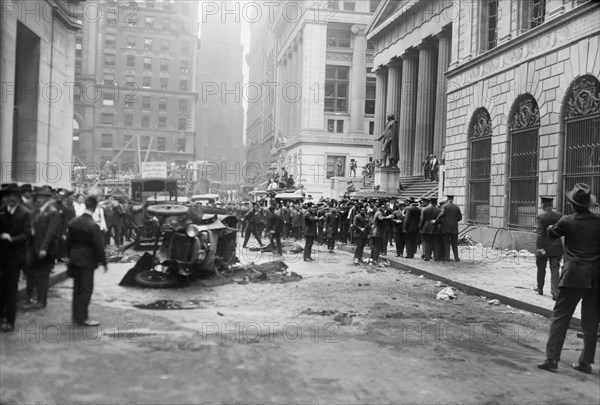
[
  {"xmin": 178, "ymin": 99, "xmax": 187, "ymax": 111},
  {"xmin": 367, "ymin": 40, "xmax": 375, "ymax": 50},
  {"xmin": 75, "ymin": 41, "xmax": 82, "ymax": 57},
  {"xmin": 107, "ymin": 9, "xmax": 117, "ymax": 24},
  {"xmin": 105, "ymin": 33, "xmax": 116, "ymax": 48},
  {"xmin": 125, "ymin": 99, "xmax": 134, "ymax": 108},
  {"xmin": 481, "ymin": 0, "xmax": 499, "ymax": 51},
  {"xmin": 327, "ymin": 28, "xmax": 351, "ymax": 47},
  {"xmin": 75, "ymin": 61, "xmax": 82, "ymax": 75},
  {"xmin": 125, "ymin": 75, "xmax": 135, "ymax": 87},
  {"xmin": 158, "ymin": 137, "xmax": 166, "ymax": 151},
  {"xmin": 158, "ymin": 97, "xmax": 168, "ymax": 110},
  {"xmin": 369, "ymin": 121, "xmax": 374, "ymax": 135},
  {"xmin": 326, "ymin": 119, "xmax": 344, "ymax": 133},
  {"xmin": 123, "ymin": 134, "xmax": 133, "ymax": 146},
  {"xmin": 141, "ymin": 116, "xmax": 150, "ymax": 128},
  {"xmin": 144, "ymin": 38, "xmax": 153, "ymax": 50},
  {"xmin": 103, "ymin": 92, "xmax": 114, "ymax": 106},
  {"xmin": 343, "ymin": 1, "xmax": 355, "ymax": 11},
  {"xmin": 178, "ymin": 117, "xmax": 187, "ymax": 130},
  {"xmin": 325, "ymin": 66, "xmax": 349, "ymax": 112},
  {"xmin": 180, "ymin": 60, "xmax": 189, "ymax": 74},
  {"xmin": 365, "ymin": 77, "xmax": 376, "ymax": 115},
  {"xmin": 180, "ymin": 80, "xmax": 188, "ymax": 91},
  {"xmin": 142, "ymin": 76, "xmax": 151, "ymax": 89},
  {"xmin": 127, "ymin": 36, "xmax": 136, "ymax": 49},
  {"xmin": 143, "ymin": 57, "xmax": 152, "ymax": 70},
  {"xmin": 177, "ymin": 139, "xmax": 186, "ymax": 152},
  {"xmin": 140, "ymin": 136, "xmax": 150, "ymax": 149},
  {"xmin": 145, "ymin": 16, "xmax": 154, "ymax": 29},
  {"xmin": 160, "ymin": 78, "xmax": 168, "ymax": 90},
  {"xmin": 101, "ymin": 113, "xmax": 114, "ymax": 125},
  {"xmin": 468, "ymin": 108, "xmax": 492, "ymax": 224},
  {"xmin": 160, "ymin": 58, "xmax": 169, "ymax": 72},
  {"xmin": 104, "ymin": 74, "xmax": 115, "ymax": 87},
  {"xmin": 161, "ymin": 39, "xmax": 169, "ymax": 52},
  {"xmin": 104, "ymin": 53, "xmax": 115, "ymax": 68},
  {"xmin": 508, "ymin": 94, "xmax": 540, "ymax": 229},
  {"xmin": 146, "ymin": 0, "xmax": 155, "ymax": 8},
  {"xmin": 520, "ymin": 0, "xmax": 546, "ymax": 32},
  {"xmin": 126, "ymin": 55, "xmax": 135, "ymax": 67},
  {"xmin": 124, "ymin": 114, "xmax": 133, "ymax": 126},
  {"xmin": 162, "ymin": 17, "xmax": 170, "ymax": 30},
  {"xmin": 326, "ymin": 156, "xmax": 346, "ymax": 178},
  {"xmin": 101, "ymin": 133, "xmax": 113, "ymax": 148},
  {"xmin": 158, "ymin": 116, "xmax": 167, "ymax": 128},
  {"xmin": 141, "ymin": 96, "xmax": 151, "ymax": 109},
  {"xmin": 181, "ymin": 41, "xmax": 189, "ymax": 54}
]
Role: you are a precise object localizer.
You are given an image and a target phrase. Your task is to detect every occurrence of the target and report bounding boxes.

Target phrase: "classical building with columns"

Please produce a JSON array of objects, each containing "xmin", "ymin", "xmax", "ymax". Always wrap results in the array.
[
  {"xmin": 247, "ymin": 0, "xmax": 382, "ymax": 197},
  {"xmin": 367, "ymin": 0, "xmax": 453, "ymax": 181},
  {"xmin": 1, "ymin": 0, "xmax": 82, "ymax": 188}
]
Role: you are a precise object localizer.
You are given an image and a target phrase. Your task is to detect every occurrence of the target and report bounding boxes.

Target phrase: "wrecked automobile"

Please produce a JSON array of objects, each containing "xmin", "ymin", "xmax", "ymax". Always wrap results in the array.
[{"xmin": 121, "ymin": 204, "xmax": 238, "ymax": 288}]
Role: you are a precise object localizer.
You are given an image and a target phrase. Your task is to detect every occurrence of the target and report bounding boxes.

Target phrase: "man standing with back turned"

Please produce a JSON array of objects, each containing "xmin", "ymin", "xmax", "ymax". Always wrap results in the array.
[
  {"xmin": 66, "ymin": 196, "xmax": 108, "ymax": 327},
  {"xmin": 534, "ymin": 196, "xmax": 563, "ymax": 300},
  {"xmin": 537, "ymin": 184, "xmax": 600, "ymax": 374}
]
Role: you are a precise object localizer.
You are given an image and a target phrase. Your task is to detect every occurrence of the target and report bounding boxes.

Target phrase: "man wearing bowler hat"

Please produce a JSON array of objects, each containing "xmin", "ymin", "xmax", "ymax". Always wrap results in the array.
[
  {"xmin": 24, "ymin": 185, "xmax": 61, "ymax": 310},
  {"xmin": 538, "ymin": 183, "xmax": 600, "ymax": 374},
  {"xmin": 66, "ymin": 196, "xmax": 108, "ymax": 327},
  {"xmin": 0, "ymin": 184, "xmax": 33, "ymax": 332},
  {"xmin": 534, "ymin": 196, "xmax": 563, "ymax": 299}
]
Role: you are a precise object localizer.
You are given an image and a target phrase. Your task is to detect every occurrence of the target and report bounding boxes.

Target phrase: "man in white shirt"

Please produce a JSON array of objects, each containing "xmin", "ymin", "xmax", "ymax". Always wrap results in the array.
[{"xmin": 73, "ymin": 194, "xmax": 86, "ymax": 217}]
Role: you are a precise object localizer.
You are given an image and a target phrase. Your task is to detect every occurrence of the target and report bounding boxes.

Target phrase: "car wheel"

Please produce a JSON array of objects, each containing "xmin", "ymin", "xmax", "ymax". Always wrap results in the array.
[
  {"xmin": 146, "ymin": 204, "xmax": 188, "ymax": 217},
  {"xmin": 134, "ymin": 270, "xmax": 179, "ymax": 288}
]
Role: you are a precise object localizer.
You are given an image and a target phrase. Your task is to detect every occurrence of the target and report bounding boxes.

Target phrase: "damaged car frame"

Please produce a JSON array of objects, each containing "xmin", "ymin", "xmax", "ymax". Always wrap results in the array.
[{"xmin": 126, "ymin": 204, "xmax": 239, "ymax": 288}]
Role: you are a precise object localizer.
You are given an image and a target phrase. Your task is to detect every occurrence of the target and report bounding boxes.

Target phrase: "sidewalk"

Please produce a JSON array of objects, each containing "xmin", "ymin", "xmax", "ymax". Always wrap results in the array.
[
  {"xmin": 338, "ymin": 242, "xmax": 581, "ymax": 326},
  {"xmin": 16, "ymin": 262, "xmax": 69, "ymax": 301}
]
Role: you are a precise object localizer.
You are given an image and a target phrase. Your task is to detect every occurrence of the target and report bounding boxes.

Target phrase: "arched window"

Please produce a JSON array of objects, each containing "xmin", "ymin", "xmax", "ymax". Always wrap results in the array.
[
  {"xmin": 508, "ymin": 94, "xmax": 540, "ymax": 229},
  {"xmin": 468, "ymin": 108, "xmax": 493, "ymax": 224},
  {"xmin": 562, "ymin": 74, "xmax": 600, "ymax": 214}
]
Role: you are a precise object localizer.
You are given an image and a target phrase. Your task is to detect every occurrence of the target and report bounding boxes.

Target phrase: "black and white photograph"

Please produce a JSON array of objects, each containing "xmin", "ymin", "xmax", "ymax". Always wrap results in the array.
[{"xmin": 1, "ymin": 0, "xmax": 599, "ymax": 403}]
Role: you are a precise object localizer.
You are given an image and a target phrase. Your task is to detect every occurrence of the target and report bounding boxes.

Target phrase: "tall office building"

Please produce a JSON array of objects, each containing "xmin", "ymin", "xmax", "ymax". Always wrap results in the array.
[{"xmin": 73, "ymin": 0, "xmax": 199, "ymax": 175}]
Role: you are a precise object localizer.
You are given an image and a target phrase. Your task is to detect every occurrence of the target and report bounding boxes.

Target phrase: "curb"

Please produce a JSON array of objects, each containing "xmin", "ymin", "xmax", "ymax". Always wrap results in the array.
[
  {"xmin": 337, "ymin": 245, "xmax": 582, "ymax": 329},
  {"xmin": 17, "ymin": 267, "xmax": 69, "ymax": 301}
]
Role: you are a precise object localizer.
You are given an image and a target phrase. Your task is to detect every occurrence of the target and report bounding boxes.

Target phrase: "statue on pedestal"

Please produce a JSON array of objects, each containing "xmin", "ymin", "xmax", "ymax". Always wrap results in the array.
[{"xmin": 377, "ymin": 114, "xmax": 399, "ymax": 168}]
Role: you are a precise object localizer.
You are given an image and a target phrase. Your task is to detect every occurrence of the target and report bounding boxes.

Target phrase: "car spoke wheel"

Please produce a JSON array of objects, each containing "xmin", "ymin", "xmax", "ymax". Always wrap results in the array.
[{"xmin": 134, "ymin": 270, "xmax": 180, "ymax": 288}]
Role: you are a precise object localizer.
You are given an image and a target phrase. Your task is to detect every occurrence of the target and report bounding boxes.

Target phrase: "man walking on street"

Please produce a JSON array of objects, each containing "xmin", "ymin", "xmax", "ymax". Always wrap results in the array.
[
  {"xmin": 436, "ymin": 195, "xmax": 462, "ymax": 262},
  {"xmin": 242, "ymin": 204, "xmax": 264, "ymax": 248},
  {"xmin": 537, "ymin": 183, "xmax": 600, "ymax": 374},
  {"xmin": 535, "ymin": 196, "xmax": 563, "ymax": 299},
  {"xmin": 0, "ymin": 184, "xmax": 32, "ymax": 332},
  {"xmin": 66, "ymin": 196, "xmax": 108, "ymax": 327}
]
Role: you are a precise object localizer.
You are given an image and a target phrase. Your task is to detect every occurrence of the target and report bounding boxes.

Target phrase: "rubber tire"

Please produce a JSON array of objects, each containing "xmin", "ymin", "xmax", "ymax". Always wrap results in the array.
[
  {"xmin": 146, "ymin": 204, "xmax": 189, "ymax": 217},
  {"xmin": 134, "ymin": 270, "xmax": 180, "ymax": 288}
]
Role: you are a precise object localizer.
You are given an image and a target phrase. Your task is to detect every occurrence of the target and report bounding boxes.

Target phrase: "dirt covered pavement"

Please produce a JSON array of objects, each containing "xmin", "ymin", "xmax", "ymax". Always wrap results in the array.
[{"xmin": 1, "ymin": 242, "xmax": 599, "ymax": 404}]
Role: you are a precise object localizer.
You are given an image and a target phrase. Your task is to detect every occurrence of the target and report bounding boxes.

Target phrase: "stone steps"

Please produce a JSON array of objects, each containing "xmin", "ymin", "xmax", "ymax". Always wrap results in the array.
[{"xmin": 398, "ymin": 176, "xmax": 438, "ymax": 199}]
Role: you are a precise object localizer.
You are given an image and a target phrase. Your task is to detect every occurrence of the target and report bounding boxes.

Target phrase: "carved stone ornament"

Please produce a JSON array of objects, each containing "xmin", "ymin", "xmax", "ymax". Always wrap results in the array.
[
  {"xmin": 565, "ymin": 77, "xmax": 600, "ymax": 120},
  {"xmin": 470, "ymin": 109, "xmax": 493, "ymax": 139},
  {"xmin": 509, "ymin": 96, "xmax": 540, "ymax": 131}
]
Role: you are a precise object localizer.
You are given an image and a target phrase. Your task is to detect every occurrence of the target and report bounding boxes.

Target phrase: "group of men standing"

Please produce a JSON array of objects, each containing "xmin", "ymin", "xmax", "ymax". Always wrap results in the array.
[{"xmin": 0, "ymin": 183, "xmax": 107, "ymax": 332}]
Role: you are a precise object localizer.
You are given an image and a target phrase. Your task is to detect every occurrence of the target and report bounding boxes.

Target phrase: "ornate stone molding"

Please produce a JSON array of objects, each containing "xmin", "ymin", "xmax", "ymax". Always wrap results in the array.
[
  {"xmin": 326, "ymin": 51, "xmax": 352, "ymax": 62},
  {"xmin": 470, "ymin": 109, "xmax": 492, "ymax": 139},
  {"xmin": 509, "ymin": 95, "xmax": 540, "ymax": 131},
  {"xmin": 565, "ymin": 76, "xmax": 600, "ymax": 120}
]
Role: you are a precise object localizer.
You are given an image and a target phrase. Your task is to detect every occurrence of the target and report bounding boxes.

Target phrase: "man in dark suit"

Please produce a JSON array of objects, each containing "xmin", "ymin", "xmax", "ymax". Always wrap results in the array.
[
  {"xmin": 0, "ymin": 184, "xmax": 33, "ymax": 332},
  {"xmin": 535, "ymin": 196, "xmax": 563, "ymax": 299},
  {"xmin": 538, "ymin": 183, "xmax": 600, "ymax": 374},
  {"xmin": 419, "ymin": 198, "xmax": 441, "ymax": 261},
  {"xmin": 242, "ymin": 204, "xmax": 264, "ymax": 248},
  {"xmin": 303, "ymin": 205, "xmax": 320, "ymax": 261},
  {"xmin": 436, "ymin": 195, "xmax": 463, "ymax": 262},
  {"xmin": 403, "ymin": 197, "xmax": 421, "ymax": 259},
  {"xmin": 24, "ymin": 186, "xmax": 61, "ymax": 310},
  {"xmin": 66, "ymin": 196, "xmax": 108, "ymax": 327},
  {"xmin": 266, "ymin": 205, "xmax": 283, "ymax": 256},
  {"xmin": 392, "ymin": 202, "xmax": 406, "ymax": 257},
  {"xmin": 325, "ymin": 207, "xmax": 339, "ymax": 253}
]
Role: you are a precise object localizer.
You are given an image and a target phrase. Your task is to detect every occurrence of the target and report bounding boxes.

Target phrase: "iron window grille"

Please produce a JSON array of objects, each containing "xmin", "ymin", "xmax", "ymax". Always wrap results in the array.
[{"xmin": 468, "ymin": 108, "xmax": 493, "ymax": 224}]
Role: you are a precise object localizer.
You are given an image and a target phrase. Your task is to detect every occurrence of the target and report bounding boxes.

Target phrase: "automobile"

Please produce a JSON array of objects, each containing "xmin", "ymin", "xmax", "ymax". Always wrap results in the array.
[
  {"xmin": 190, "ymin": 193, "xmax": 220, "ymax": 206},
  {"xmin": 273, "ymin": 192, "xmax": 304, "ymax": 205},
  {"xmin": 124, "ymin": 203, "xmax": 239, "ymax": 288}
]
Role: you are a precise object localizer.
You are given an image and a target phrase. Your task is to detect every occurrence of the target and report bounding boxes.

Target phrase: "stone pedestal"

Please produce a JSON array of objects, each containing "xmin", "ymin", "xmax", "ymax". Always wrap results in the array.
[{"xmin": 374, "ymin": 167, "xmax": 401, "ymax": 194}]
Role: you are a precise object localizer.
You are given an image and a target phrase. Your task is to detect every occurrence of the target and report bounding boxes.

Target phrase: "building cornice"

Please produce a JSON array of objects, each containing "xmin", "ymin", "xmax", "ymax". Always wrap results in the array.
[{"xmin": 48, "ymin": 0, "xmax": 83, "ymax": 31}]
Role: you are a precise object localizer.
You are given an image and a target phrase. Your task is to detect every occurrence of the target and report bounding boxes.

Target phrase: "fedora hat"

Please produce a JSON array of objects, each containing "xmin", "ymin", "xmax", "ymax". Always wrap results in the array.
[
  {"xmin": 34, "ymin": 185, "xmax": 53, "ymax": 197},
  {"xmin": 566, "ymin": 183, "xmax": 596, "ymax": 208}
]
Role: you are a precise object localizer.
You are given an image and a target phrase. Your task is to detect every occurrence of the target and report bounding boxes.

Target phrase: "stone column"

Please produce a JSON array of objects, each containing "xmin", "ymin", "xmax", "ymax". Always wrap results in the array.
[
  {"xmin": 398, "ymin": 50, "xmax": 419, "ymax": 176},
  {"xmin": 433, "ymin": 29, "xmax": 451, "ymax": 159},
  {"xmin": 414, "ymin": 39, "xmax": 438, "ymax": 177},
  {"xmin": 372, "ymin": 66, "xmax": 387, "ymax": 161},
  {"xmin": 349, "ymin": 25, "xmax": 367, "ymax": 135}
]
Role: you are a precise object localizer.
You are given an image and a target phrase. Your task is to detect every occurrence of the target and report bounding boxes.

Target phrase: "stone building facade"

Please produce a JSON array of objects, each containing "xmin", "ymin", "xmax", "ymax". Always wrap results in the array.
[
  {"xmin": 1, "ymin": 0, "xmax": 82, "ymax": 188},
  {"xmin": 443, "ymin": 0, "xmax": 600, "ymax": 248}
]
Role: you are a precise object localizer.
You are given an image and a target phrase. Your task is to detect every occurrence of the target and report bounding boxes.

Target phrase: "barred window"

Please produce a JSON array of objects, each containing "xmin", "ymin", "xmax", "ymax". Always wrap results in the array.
[{"xmin": 468, "ymin": 108, "xmax": 492, "ymax": 224}]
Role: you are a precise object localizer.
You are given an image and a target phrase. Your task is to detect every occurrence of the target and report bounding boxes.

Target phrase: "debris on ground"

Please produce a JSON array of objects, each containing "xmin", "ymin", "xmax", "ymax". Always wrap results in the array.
[
  {"xmin": 488, "ymin": 299, "xmax": 501, "ymax": 305},
  {"xmin": 106, "ymin": 244, "xmax": 144, "ymax": 263},
  {"xmin": 133, "ymin": 300, "xmax": 203, "ymax": 310},
  {"xmin": 300, "ymin": 309, "xmax": 337, "ymax": 316},
  {"xmin": 458, "ymin": 235, "xmax": 477, "ymax": 246},
  {"xmin": 434, "ymin": 281, "xmax": 447, "ymax": 287},
  {"xmin": 220, "ymin": 260, "xmax": 302, "ymax": 285},
  {"xmin": 248, "ymin": 240, "xmax": 303, "ymax": 254},
  {"xmin": 436, "ymin": 287, "xmax": 457, "ymax": 300},
  {"xmin": 334, "ymin": 313, "xmax": 353, "ymax": 325}
]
